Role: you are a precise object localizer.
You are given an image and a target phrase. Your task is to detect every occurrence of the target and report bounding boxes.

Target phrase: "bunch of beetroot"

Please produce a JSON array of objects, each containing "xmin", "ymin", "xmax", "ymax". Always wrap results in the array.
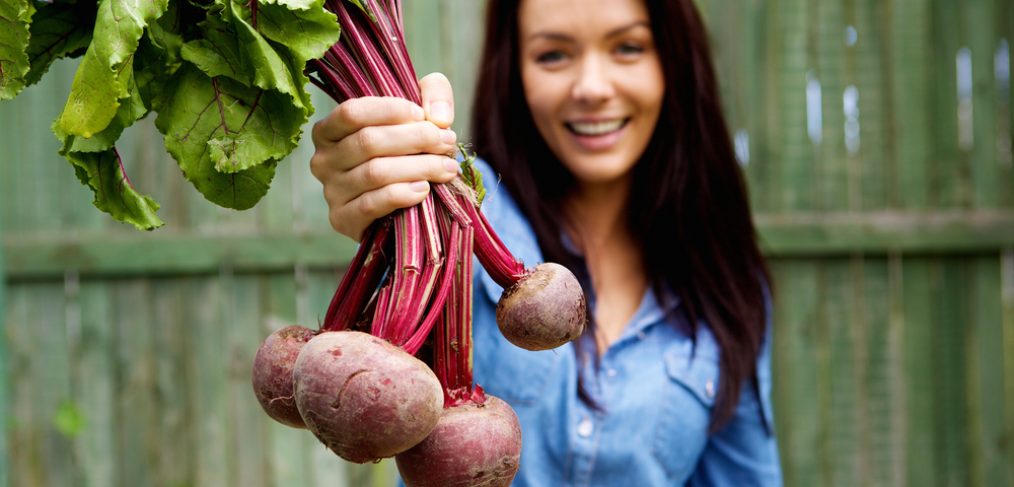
[{"xmin": 250, "ymin": 1, "xmax": 586, "ymax": 485}]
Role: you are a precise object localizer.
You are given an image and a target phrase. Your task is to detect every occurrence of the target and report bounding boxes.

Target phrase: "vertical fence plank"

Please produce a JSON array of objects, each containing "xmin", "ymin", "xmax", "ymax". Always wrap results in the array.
[
  {"xmin": 74, "ymin": 281, "xmax": 116, "ymax": 487},
  {"xmin": 227, "ymin": 276, "xmax": 270, "ymax": 487},
  {"xmin": 860, "ymin": 257, "xmax": 899, "ymax": 486},
  {"xmin": 187, "ymin": 275, "xmax": 230, "ymax": 487},
  {"xmin": 0, "ymin": 189, "xmax": 6, "ymax": 487},
  {"xmin": 6, "ymin": 285, "xmax": 39, "ymax": 486},
  {"xmin": 968, "ymin": 0, "xmax": 999, "ymax": 208},
  {"xmin": 771, "ymin": 260, "xmax": 821, "ymax": 487},
  {"xmin": 821, "ymin": 258, "xmax": 858, "ymax": 487},
  {"xmin": 152, "ymin": 280, "xmax": 195, "ymax": 486},
  {"xmin": 1002, "ymin": 250, "xmax": 1014, "ymax": 483},
  {"xmin": 113, "ymin": 280, "xmax": 159, "ymax": 486},
  {"xmin": 930, "ymin": 0, "xmax": 966, "ymax": 207},
  {"xmin": 935, "ymin": 261, "xmax": 971, "ymax": 486},
  {"xmin": 903, "ymin": 258, "xmax": 937, "ymax": 487},
  {"xmin": 774, "ymin": 0, "xmax": 814, "ymax": 212},
  {"xmin": 966, "ymin": 257, "xmax": 1007, "ymax": 487},
  {"xmin": 853, "ymin": 0, "xmax": 892, "ymax": 210},
  {"xmin": 814, "ymin": 0, "xmax": 849, "ymax": 212},
  {"xmin": 890, "ymin": 0, "xmax": 933, "ymax": 209}
]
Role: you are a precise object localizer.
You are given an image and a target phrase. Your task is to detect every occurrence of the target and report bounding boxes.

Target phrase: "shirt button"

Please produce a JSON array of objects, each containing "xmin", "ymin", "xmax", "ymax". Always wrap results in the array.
[
  {"xmin": 637, "ymin": 331, "xmax": 647, "ymax": 340},
  {"xmin": 705, "ymin": 380, "xmax": 716, "ymax": 398},
  {"xmin": 606, "ymin": 368, "xmax": 618, "ymax": 378},
  {"xmin": 577, "ymin": 418, "xmax": 594, "ymax": 438}
]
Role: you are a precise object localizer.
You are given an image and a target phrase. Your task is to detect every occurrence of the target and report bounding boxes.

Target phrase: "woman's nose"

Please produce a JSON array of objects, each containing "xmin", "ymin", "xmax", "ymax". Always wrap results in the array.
[{"xmin": 571, "ymin": 55, "xmax": 614, "ymax": 104}]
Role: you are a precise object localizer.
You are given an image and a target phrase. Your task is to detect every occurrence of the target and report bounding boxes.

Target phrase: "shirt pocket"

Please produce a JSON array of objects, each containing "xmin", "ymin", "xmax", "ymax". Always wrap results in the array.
[{"xmin": 652, "ymin": 347, "xmax": 717, "ymax": 480}]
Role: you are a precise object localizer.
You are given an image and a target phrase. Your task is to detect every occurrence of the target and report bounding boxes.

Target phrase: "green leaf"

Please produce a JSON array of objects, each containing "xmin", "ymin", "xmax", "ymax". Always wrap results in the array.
[
  {"xmin": 56, "ymin": 0, "xmax": 168, "ymax": 137},
  {"xmin": 180, "ymin": 14, "xmax": 248, "ymax": 83},
  {"xmin": 155, "ymin": 64, "xmax": 301, "ymax": 209},
  {"xmin": 61, "ymin": 144, "xmax": 164, "ymax": 230},
  {"xmin": 229, "ymin": 5, "xmax": 305, "ymax": 110},
  {"xmin": 0, "ymin": 0, "xmax": 35, "ymax": 100},
  {"xmin": 255, "ymin": 0, "xmax": 340, "ymax": 63},
  {"xmin": 24, "ymin": 0, "xmax": 95, "ymax": 86}
]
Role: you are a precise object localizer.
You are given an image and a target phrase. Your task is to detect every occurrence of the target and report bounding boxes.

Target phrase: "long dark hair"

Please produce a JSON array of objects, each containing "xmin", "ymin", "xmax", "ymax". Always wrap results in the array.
[{"xmin": 470, "ymin": 0, "xmax": 772, "ymax": 431}]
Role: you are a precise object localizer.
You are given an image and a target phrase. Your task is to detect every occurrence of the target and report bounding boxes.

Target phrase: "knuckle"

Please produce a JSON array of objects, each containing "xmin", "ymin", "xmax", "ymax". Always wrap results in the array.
[
  {"xmin": 360, "ymin": 160, "xmax": 385, "ymax": 188},
  {"xmin": 336, "ymin": 100, "xmax": 364, "ymax": 125},
  {"xmin": 418, "ymin": 123, "xmax": 441, "ymax": 148},
  {"xmin": 356, "ymin": 127, "xmax": 380, "ymax": 155},
  {"xmin": 309, "ymin": 152, "xmax": 327, "ymax": 181}
]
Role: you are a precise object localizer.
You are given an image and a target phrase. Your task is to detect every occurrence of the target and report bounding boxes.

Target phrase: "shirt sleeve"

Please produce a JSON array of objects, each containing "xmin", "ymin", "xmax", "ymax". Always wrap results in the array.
[{"xmin": 688, "ymin": 284, "xmax": 783, "ymax": 487}]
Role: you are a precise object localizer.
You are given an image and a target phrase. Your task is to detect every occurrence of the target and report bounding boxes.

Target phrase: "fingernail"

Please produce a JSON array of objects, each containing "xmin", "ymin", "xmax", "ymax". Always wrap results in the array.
[
  {"xmin": 430, "ymin": 101, "xmax": 451, "ymax": 122},
  {"xmin": 440, "ymin": 129, "xmax": 456, "ymax": 145},
  {"xmin": 443, "ymin": 158, "xmax": 460, "ymax": 174},
  {"xmin": 410, "ymin": 181, "xmax": 429, "ymax": 192}
]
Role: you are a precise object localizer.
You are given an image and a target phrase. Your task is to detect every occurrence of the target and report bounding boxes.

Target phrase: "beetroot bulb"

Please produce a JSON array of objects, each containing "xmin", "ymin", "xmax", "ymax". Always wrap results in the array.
[
  {"xmin": 395, "ymin": 395, "xmax": 521, "ymax": 487},
  {"xmin": 439, "ymin": 183, "xmax": 587, "ymax": 351},
  {"xmin": 292, "ymin": 331, "xmax": 444, "ymax": 463},
  {"xmin": 250, "ymin": 325, "xmax": 318, "ymax": 428}
]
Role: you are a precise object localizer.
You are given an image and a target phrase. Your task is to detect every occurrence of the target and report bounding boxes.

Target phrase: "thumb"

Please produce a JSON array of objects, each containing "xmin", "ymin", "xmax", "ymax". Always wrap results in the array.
[{"xmin": 419, "ymin": 72, "xmax": 455, "ymax": 129}]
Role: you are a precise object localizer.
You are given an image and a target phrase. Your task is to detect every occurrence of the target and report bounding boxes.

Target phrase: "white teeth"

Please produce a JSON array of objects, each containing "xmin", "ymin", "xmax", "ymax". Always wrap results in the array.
[{"xmin": 568, "ymin": 119, "xmax": 625, "ymax": 136}]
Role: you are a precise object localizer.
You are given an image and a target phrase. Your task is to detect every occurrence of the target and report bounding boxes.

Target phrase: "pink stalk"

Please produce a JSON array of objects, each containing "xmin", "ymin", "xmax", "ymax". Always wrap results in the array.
[{"xmin": 322, "ymin": 220, "xmax": 391, "ymax": 331}]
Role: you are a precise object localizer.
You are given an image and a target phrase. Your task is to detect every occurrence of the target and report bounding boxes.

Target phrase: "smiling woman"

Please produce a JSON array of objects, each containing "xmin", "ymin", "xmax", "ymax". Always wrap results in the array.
[
  {"xmin": 310, "ymin": 0, "xmax": 780, "ymax": 484},
  {"xmin": 518, "ymin": 0, "xmax": 664, "ymax": 189}
]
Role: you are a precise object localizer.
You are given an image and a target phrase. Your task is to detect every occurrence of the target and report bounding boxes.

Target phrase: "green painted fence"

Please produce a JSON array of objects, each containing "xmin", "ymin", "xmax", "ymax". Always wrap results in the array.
[{"xmin": 2, "ymin": 0, "xmax": 1013, "ymax": 485}]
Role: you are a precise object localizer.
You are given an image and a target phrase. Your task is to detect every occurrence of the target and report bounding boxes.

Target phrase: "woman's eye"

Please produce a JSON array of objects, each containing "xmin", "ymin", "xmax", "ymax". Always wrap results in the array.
[
  {"xmin": 536, "ymin": 50, "xmax": 567, "ymax": 64},
  {"xmin": 616, "ymin": 42, "xmax": 645, "ymax": 56}
]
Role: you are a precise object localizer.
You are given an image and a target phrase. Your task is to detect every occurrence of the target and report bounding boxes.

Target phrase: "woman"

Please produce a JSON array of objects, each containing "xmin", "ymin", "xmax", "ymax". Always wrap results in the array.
[{"xmin": 309, "ymin": 0, "xmax": 782, "ymax": 484}]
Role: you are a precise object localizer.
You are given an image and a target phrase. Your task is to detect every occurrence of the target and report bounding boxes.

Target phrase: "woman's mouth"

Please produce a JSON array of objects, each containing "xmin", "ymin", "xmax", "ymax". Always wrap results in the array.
[
  {"xmin": 565, "ymin": 118, "xmax": 630, "ymax": 150},
  {"xmin": 565, "ymin": 118, "xmax": 629, "ymax": 136}
]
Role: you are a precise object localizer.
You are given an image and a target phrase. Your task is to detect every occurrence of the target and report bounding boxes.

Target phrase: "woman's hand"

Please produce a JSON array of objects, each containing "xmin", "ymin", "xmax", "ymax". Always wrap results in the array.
[{"xmin": 310, "ymin": 73, "xmax": 459, "ymax": 241}]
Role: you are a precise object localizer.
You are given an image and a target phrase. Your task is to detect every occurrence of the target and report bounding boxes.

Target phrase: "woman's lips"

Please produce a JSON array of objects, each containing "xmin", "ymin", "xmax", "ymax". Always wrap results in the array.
[{"xmin": 565, "ymin": 118, "xmax": 629, "ymax": 151}]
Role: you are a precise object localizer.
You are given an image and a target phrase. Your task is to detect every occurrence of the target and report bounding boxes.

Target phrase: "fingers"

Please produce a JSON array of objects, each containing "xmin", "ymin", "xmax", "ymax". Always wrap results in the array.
[
  {"xmin": 326, "ymin": 182, "xmax": 430, "ymax": 241},
  {"xmin": 343, "ymin": 154, "xmax": 461, "ymax": 197},
  {"xmin": 419, "ymin": 73, "xmax": 455, "ymax": 129},
  {"xmin": 312, "ymin": 96, "xmax": 425, "ymax": 147},
  {"xmin": 321, "ymin": 154, "xmax": 460, "ymax": 240}
]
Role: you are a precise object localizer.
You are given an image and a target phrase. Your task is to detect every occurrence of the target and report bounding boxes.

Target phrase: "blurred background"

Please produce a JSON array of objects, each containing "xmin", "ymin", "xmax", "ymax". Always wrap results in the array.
[{"xmin": 1, "ymin": 0, "xmax": 1012, "ymax": 485}]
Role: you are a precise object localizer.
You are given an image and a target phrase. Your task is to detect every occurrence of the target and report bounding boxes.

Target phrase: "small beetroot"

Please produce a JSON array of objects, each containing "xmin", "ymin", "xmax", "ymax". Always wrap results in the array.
[
  {"xmin": 251, "ymin": 325, "xmax": 318, "ymax": 428},
  {"xmin": 396, "ymin": 395, "xmax": 522, "ymax": 487},
  {"xmin": 496, "ymin": 262, "xmax": 586, "ymax": 351}
]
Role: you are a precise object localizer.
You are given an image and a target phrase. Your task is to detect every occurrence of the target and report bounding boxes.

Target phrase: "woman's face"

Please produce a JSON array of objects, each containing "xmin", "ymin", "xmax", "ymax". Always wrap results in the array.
[{"xmin": 518, "ymin": 0, "xmax": 665, "ymax": 190}]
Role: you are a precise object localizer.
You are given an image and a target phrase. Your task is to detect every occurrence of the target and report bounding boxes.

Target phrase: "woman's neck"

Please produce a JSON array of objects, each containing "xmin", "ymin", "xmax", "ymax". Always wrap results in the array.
[
  {"xmin": 564, "ymin": 178, "xmax": 632, "ymax": 251},
  {"xmin": 565, "ymin": 176, "xmax": 647, "ymax": 351}
]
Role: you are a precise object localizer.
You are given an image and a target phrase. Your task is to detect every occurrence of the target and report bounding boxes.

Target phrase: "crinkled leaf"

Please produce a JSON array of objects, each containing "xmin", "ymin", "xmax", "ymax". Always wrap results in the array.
[
  {"xmin": 59, "ymin": 68, "xmax": 147, "ymax": 153},
  {"xmin": 255, "ymin": 0, "xmax": 340, "ymax": 63},
  {"xmin": 0, "ymin": 0, "xmax": 34, "ymax": 99},
  {"xmin": 228, "ymin": 5, "xmax": 305, "ymax": 110},
  {"xmin": 24, "ymin": 0, "xmax": 95, "ymax": 86},
  {"xmin": 61, "ymin": 144, "xmax": 164, "ymax": 230},
  {"xmin": 57, "ymin": 0, "xmax": 168, "ymax": 137},
  {"xmin": 180, "ymin": 14, "xmax": 247, "ymax": 83},
  {"xmin": 155, "ymin": 64, "xmax": 298, "ymax": 208}
]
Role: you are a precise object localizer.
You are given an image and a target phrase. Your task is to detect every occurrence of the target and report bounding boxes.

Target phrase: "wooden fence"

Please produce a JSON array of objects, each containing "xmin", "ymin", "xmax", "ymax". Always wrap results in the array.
[{"xmin": 2, "ymin": 0, "xmax": 1013, "ymax": 486}]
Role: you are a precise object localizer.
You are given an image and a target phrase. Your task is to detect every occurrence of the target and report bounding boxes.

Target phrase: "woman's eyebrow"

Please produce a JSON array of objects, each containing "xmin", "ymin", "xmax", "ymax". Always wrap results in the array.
[{"xmin": 526, "ymin": 21, "xmax": 651, "ymax": 42}]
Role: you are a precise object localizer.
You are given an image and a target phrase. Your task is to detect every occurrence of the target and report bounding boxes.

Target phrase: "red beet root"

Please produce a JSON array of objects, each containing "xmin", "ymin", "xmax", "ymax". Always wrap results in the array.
[
  {"xmin": 293, "ymin": 331, "xmax": 443, "ymax": 463},
  {"xmin": 396, "ymin": 395, "xmax": 522, "ymax": 487},
  {"xmin": 251, "ymin": 325, "xmax": 317, "ymax": 428},
  {"xmin": 496, "ymin": 262, "xmax": 587, "ymax": 351}
]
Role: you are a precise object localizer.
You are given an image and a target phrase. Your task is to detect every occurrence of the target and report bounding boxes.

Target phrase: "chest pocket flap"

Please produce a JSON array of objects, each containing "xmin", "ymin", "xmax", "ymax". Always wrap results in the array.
[{"xmin": 664, "ymin": 348, "xmax": 718, "ymax": 408}]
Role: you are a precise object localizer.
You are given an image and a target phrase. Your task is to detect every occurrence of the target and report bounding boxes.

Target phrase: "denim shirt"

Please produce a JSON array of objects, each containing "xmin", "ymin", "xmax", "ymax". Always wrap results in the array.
[{"xmin": 466, "ymin": 159, "xmax": 783, "ymax": 487}]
